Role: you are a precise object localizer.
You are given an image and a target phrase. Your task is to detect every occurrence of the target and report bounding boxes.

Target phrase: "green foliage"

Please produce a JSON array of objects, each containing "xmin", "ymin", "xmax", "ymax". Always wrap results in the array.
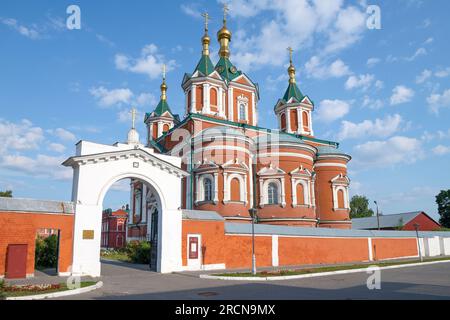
[
  {"xmin": 436, "ymin": 190, "xmax": 450, "ymax": 228},
  {"xmin": 126, "ymin": 241, "xmax": 151, "ymax": 264},
  {"xmin": 350, "ymin": 195, "xmax": 375, "ymax": 219},
  {"xmin": 35, "ymin": 235, "xmax": 58, "ymax": 268},
  {"xmin": 0, "ymin": 190, "xmax": 12, "ymax": 197}
]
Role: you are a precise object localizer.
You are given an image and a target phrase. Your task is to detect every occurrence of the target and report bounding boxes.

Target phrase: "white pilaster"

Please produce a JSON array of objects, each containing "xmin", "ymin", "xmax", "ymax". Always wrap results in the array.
[
  {"xmin": 213, "ymin": 172, "xmax": 219, "ymax": 203},
  {"xmin": 191, "ymin": 84, "xmax": 197, "ymax": 113},
  {"xmin": 228, "ymin": 87, "xmax": 233, "ymax": 121},
  {"xmin": 203, "ymin": 83, "xmax": 210, "ymax": 113},
  {"xmin": 251, "ymin": 92, "xmax": 256, "ymax": 126}
]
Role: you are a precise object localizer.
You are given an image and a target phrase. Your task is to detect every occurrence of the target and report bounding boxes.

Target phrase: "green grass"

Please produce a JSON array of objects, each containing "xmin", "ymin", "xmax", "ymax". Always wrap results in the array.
[
  {"xmin": 0, "ymin": 281, "xmax": 98, "ymax": 298},
  {"xmin": 214, "ymin": 256, "xmax": 450, "ymax": 278},
  {"xmin": 100, "ymin": 251, "xmax": 130, "ymax": 262}
]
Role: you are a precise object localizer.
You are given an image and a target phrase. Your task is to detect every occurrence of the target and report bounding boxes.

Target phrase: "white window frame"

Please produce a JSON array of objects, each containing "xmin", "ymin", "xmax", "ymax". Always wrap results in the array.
[
  {"xmin": 195, "ymin": 173, "xmax": 218, "ymax": 204},
  {"xmin": 223, "ymin": 173, "xmax": 247, "ymax": 204}
]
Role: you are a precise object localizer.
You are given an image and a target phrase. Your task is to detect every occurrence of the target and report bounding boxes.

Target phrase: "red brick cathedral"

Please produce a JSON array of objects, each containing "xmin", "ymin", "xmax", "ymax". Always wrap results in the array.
[{"xmin": 128, "ymin": 12, "xmax": 351, "ymax": 240}]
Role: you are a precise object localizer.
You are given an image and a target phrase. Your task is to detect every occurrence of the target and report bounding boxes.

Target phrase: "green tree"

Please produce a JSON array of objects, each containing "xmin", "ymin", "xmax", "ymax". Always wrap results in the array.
[
  {"xmin": 350, "ymin": 195, "xmax": 375, "ymax": 219},
  {"xmin": 0, "ymin": 190, "xmax": 12, "ymax": 197},
  {"xmin": 436, "ymin": 190, "xmax": 450, "ymax": 228}
]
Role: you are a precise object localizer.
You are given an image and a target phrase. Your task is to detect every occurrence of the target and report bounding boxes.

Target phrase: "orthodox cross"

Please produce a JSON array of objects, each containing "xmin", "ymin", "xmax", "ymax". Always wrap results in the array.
[
  {"xmin": 223, "ymin": 3, "xmax": 229, "ymax": 24},
  {"xmin": 201, "ymin": 12, "xmax": 210, "ymax": 32},
  {"xmin": 287, "ymin": 47, "xmax": 293, "ymax": 63},
  {"xmin": 130, "ymin": 108, "xmax": 137, "ymax": 129},
  {"xmin": 162, "ymin": 64, "xmax": 166, "ymax": 81}
]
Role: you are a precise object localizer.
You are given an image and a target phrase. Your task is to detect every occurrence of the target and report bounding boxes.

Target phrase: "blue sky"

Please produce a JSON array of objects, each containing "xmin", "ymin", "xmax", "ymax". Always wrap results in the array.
[{"xmin": 1, "ymin": 0, "xmax": 449, "ymax": 220}]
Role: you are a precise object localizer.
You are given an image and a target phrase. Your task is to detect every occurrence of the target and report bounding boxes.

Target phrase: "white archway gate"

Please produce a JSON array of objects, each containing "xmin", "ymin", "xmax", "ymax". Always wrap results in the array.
[{"xmin": 63, "ymin": 140, "xmax": 188, "ymax": 277}]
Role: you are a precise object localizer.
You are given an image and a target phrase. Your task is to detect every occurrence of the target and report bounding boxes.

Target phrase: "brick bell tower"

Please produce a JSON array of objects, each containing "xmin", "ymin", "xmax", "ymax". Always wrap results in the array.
[
  {"xmin": 145, "ymin": 66, "xmax": 179, "ymax": 144},
  {"xmin": 274, "ymin": 48, "xmax": 314, "ymax": 136}
]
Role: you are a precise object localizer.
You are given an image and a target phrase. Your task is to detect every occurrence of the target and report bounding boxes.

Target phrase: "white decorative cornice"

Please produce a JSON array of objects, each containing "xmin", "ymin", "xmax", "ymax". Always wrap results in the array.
[{"xmin": 62, "ymin": 148, "xmax": 188, "ymax": 178}]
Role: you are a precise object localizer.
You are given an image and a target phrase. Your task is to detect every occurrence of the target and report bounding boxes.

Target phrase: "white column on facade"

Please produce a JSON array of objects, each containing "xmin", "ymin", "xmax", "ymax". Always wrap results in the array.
[
  {"xmin": 244, "ymin": 174, "xmax": 248, "ymax": 204},
  {"xmin": 248, "ymin": 156, "xmax": 254, "ymax": 207},
  {"xmin": 291, "ymin": 178, "xmax": 296, "ymax": 207},
  {"xmin": 203, "ymin": 83, "xmax": 210, "ymax": 113},
  {"xmin": 191, "ymin": 84, "xmax": 197, "ymax": 113},
  {"xmin": 311, "ymin": 177, "xmax": 316, "ymax": 207},
  {"xmin": 141, "ymin": 184, "xmax": 147, "ymax": 223},
  {"xmin": 368, "ymin": 238, "xmax": 373, "ymax": 261},
  {"xmin": 213, "ymin": 172, "xmax": 219, "ymax": 203},
  {"xmin": 281, "ymin": 177, "xmax": 286, "ymax": 207},
  {"xmin": 223, "ymin": 172, "xmax": 229, "ymax": 202},
  {"xmin": 272, "ymin": 235, "xmax": 279, "ymax": 267},
  {"xmin": 129, "ymin": 180, "xmax": 135, "ymax": 226},
  {"xmin": 228, "ymin": 87, "xmax": 233, "ymax": 120},
  {"xmin": 309, "ymin": 111, "xmax": 314, "ymax": 135},
  {"xmin": 195, "ymin": 174, "xmax": 200, "ymax": 203},
  {"xmin": 157, "ymin": 122, "xmax": 163, "ymax": 138},
  {"xmin": 251, "ymin": 92, "xmax": 256, "ymax": 126},
  {"xmin": 185, "ymin": 90, "xmax": 189, "ymax": 116},
  {"xmin": 285, "ymin": 109, "xmax": 291, "ymax": 133},
  {"xmin": 259, "ymin": 178, "xmax": 264, "ymax": 206},
  {"xmin": 297, "ymin": 108, "xmax": 302, "ymax": 134},
  {"xmin": 218, "ymin": 87, "xmax": 224, "ymax": 117}
]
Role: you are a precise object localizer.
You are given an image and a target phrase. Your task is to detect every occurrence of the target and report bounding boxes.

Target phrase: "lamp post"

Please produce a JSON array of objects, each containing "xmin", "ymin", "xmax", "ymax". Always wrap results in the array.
[
  {"xmin": 249, "ymin": 208, "xmax": 257, "ymax": 275},
  {"xmin": 414, "ymin": 223, "xmax": 423, "ymax": 262},
  {"xmin": 374, "ymin": 200, "xmax": 380, "ymax": 230}
]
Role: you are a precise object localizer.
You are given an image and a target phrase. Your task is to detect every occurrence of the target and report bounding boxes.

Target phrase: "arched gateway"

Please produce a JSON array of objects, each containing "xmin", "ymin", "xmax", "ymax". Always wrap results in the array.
[{"xmin": 63, "ymin": 123, "xmax": 188, "ymax": 277}]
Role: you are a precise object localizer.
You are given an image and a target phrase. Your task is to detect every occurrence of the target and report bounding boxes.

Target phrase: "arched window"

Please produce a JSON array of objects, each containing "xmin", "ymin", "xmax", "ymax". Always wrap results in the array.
[
  {"xmin": 337, "ymin": 189, "xmax": 345, "ymax": 209},
  {"xmin": 268, "ymin": 183, "xmax": 279, "ymax": 205},
  {"xmin": 302, "ymin": 111, "xmax": 309, "ymax": 131},
  {"xmin": 296, "ymin": 183, "xmax": 305, "ymax": 205},
  {"xmin": 204, "ymin": 178, "xmax": 213, "ymax": 201},
  {"xmin": 162, "ymin": 124, "xmax": 170, "ymax": 133},
  {"xmin": 210, "ymin": 87, "xmax": 218, "ymax": 111},
  {"xmin": 280, "ymin": 113, "xmax": 286, "ymax": 130},
  {"xmin": 239, "ymin": 103, "xmax": 246, "ymax": 120},
  {"xmin": 230, "ymin": 177, "xmax": 241, "ymax": 202},
  {"xmin": 152, "ymin": 123, "xmax": 158, "ymax": 140},
  {"xmin": 290, "ymin": 109, "xmax": 298, "ymax": 132}
]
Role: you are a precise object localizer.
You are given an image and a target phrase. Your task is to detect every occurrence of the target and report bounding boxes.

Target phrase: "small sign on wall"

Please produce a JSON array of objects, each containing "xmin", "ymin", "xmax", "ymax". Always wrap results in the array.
[{"xmin": 82, "ymin": 230, "xmax": 94, "ymax": 240}]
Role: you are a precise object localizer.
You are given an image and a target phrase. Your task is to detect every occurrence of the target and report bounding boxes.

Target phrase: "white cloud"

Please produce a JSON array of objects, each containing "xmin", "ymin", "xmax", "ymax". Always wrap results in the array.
[
  {"xmin": 0, "ymin": 119, "xmax": 44, "ymax": 154},
  {"xmin": 90, "ymin": 86, "xmax": 133, "ymax": 107},
  {"xmin": 353, "ymin": 136, "xmax": 423, "ymax": 168},
  {"xmin": 345, "ymin": 74, "xmax": 375, "ymax": 91},
  {"xmin": 390, "ymin": 85, "xmax": 414, "ymax": 105},
  {"xmin": 180, "ymin": 4, "xmax": 202, "ymax": 18},
  {"xmin": 52, "ymin": 128, "xmax": 76, "ymax": 142},
  {"xmin": 435, "ymin": 67, "xmax": 450, "ymax": 78},
  {"xmin": 316, "ymin": 99, "xmax": 350, "ymax": 123},
  {"xmin": 136, "ymin": 93, "xmax": 157, "ymax": 107},
  {"xmin": 338, "ymin": 114, "xmax": 403, "ymax": 140},
  {"xmin": 223, "ymin": 1, "xmax": 366, "ymax": 71},
  {"xmin": 416, "ymin": 69, "xmax": 432, "ymax": 84},
  {"xmin": 0, "ymin": 18, "xmax": 40, "ymax": 39},
  {"xmin": 115, "ymin": 43, "xmax": 176, "ymax": 79},
  {"xmin": 432, "ymin": 145, "xmax": 450, "ymax": 156},
  {"xmin": 0, "ymin": 154, "xmax": 72, "ymax": 180},
  {"xmin": 366, "ymin": 57, "xmax": 380, "ymax": 68},
  {"xmin": 362, "ymin": 96, "xmax": 384, "ymax": 110},
  {"xmin": 304, "ymin": 56, "xmax": 351, "ymax": 79},
  {"xmin": 47, "ymin": 143, "xmax": 66, "ymax": 153},
  {"xmin": 427, "ymin": 89, "xmax": 450, "ymax": 114},
  {"xmin": 405, "ymin": 47, "xmax": 427, "ymax": 62}
]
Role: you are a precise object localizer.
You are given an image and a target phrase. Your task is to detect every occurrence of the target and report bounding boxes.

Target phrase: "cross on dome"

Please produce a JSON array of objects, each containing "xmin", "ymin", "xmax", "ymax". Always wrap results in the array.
[{"xmin": 201, "ymin": 12, "xmax": 210, "ymax": 32}]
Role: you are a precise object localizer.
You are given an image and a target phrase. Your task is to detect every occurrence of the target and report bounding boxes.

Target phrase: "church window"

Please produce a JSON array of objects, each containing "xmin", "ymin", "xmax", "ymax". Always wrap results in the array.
[
  {"xmin": 204, "ymin": 178, "xmax": 213, "ymax": 201},
  {"xmin": 268, "ymin": 183, "xmax": 279, "ymax": 205},
  {"xmin": 337, "ymin": 189, "xmax": 345, "ymax": 209},
  {"xmin": 239, "ymin": 103, "xmax": 246, "ymax": 120}
]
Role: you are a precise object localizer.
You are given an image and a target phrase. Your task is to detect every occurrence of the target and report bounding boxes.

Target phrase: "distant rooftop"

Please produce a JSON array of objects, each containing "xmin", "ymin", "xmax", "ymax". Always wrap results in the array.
[
  {"xmin": 351, "ymin": 211, "xmax": 438, "ymax": 230},
  {"xmin": 0, "ymin": 197, "xmax": 74, "ymax": 214}
]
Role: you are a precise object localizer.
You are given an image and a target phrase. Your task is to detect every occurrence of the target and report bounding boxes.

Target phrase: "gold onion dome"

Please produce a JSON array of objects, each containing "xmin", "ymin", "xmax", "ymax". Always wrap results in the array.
[
  {"xmin": 218, "ymin": 4, "xmax": 231, "ymax": 58},
  {"xmin": 287, "ymin": 47, "xmax": 296, "ymax": 84},
  {"xmin": 160, "ymin": 81, "xmax": 167, "ymax": 101}
]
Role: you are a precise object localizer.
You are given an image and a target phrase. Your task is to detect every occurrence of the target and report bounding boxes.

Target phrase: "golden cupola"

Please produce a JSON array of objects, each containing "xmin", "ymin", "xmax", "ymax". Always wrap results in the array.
[{"xmin": 217, "ymin": 4, "xmax": 232, "ymax": 58}]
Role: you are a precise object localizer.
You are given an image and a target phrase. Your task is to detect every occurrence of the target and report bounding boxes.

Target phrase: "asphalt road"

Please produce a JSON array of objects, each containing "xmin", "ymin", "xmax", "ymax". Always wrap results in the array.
[{"xmin": 65, "ymin": 260, "xmax": 450, "ymax": 300}]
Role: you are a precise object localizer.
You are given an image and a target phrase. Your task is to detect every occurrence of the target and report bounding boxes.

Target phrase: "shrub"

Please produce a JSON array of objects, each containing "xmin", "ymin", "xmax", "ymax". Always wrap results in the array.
[
  {"xmin": 35, "ymin": 235, "xmax": 58, "ymax": 268},
  {"xmin": 126, "ymin": 241, "xmax": 151, "ymax": 264}
]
